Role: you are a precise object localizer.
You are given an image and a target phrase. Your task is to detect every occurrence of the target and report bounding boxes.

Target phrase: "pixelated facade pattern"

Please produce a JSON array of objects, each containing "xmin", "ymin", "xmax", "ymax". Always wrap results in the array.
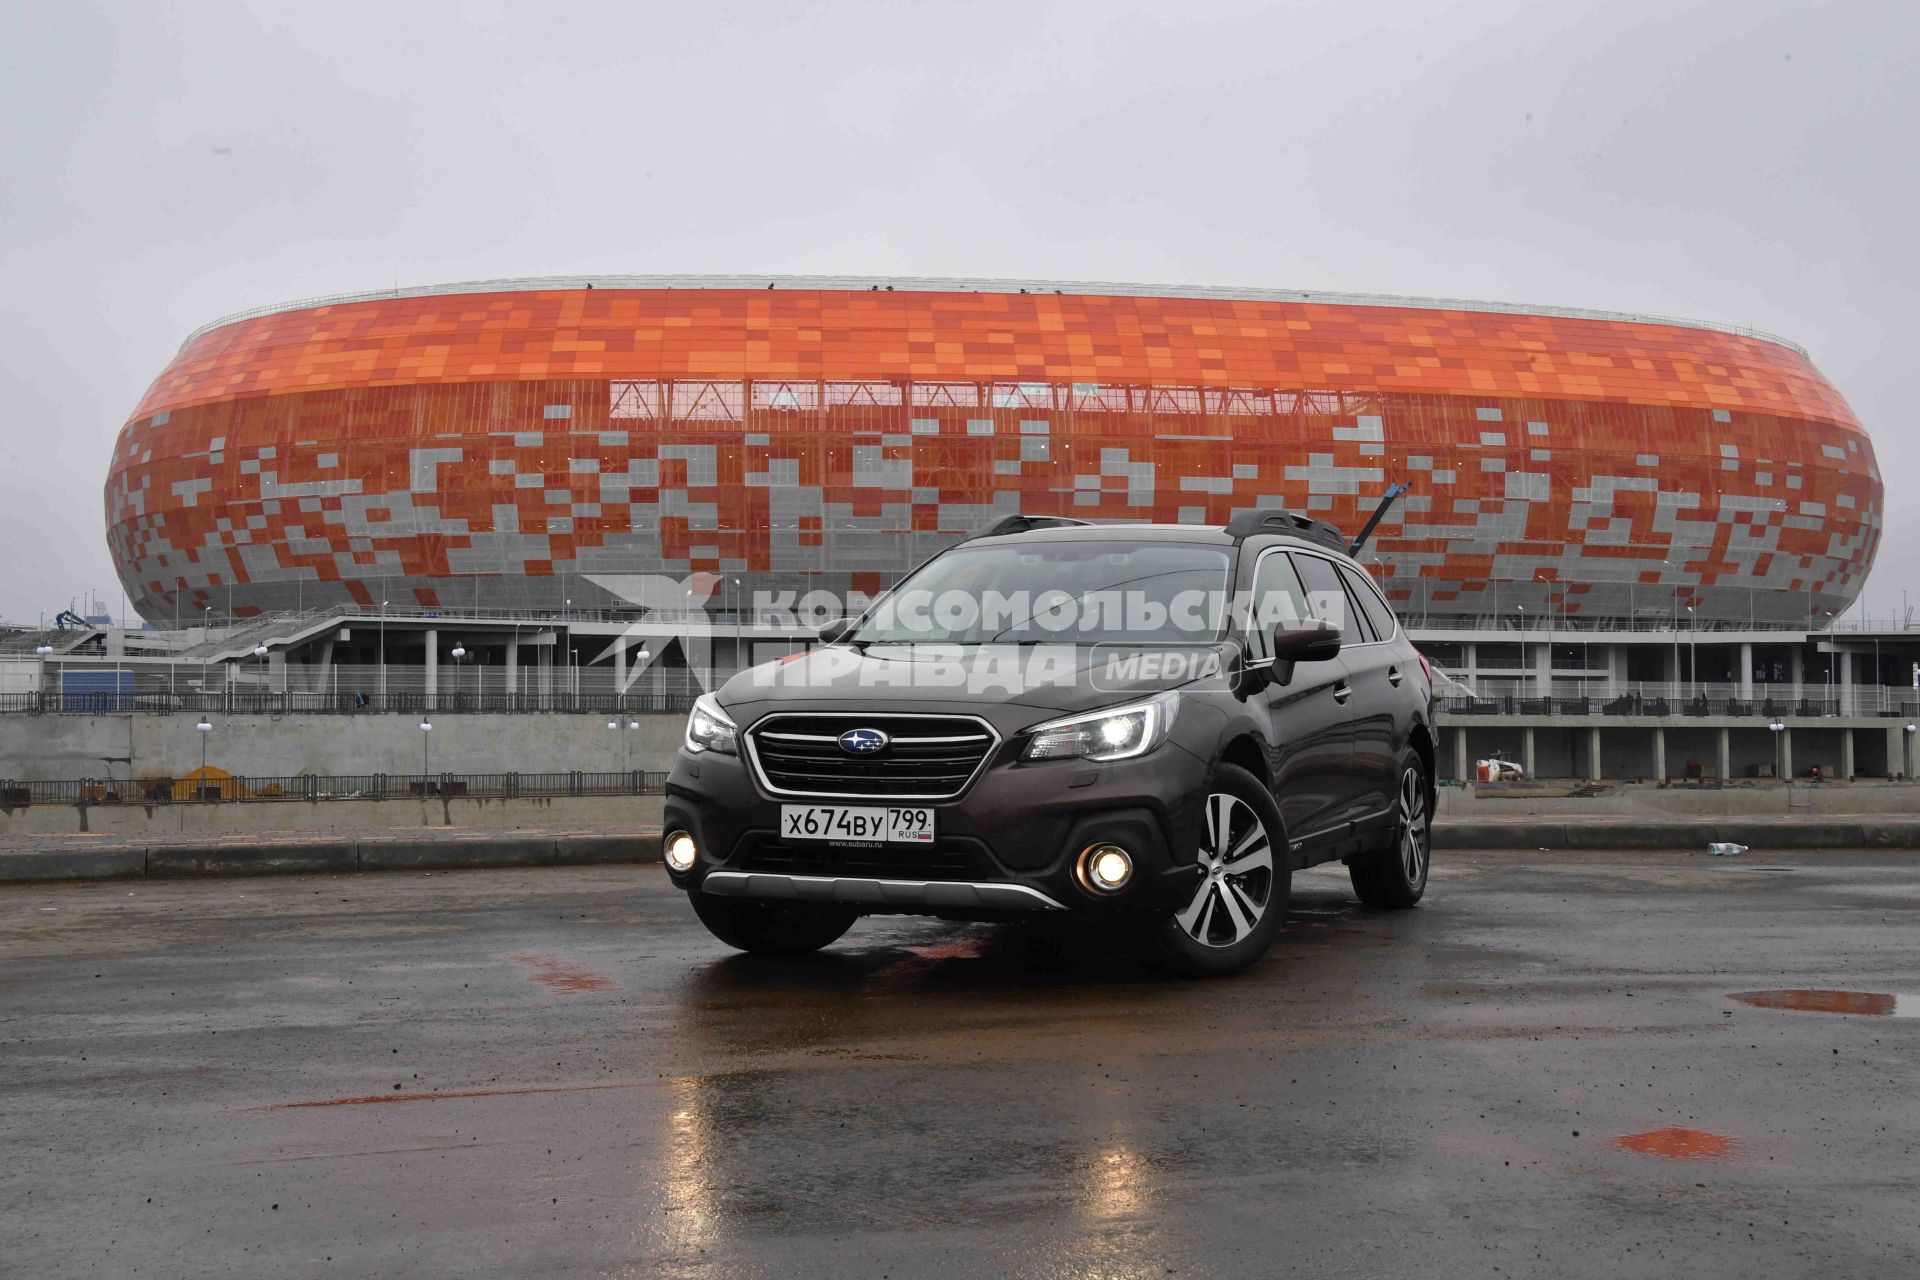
[{"xmin": 105, "ymin": 283, "xmax": 1879, "ymax": 626}]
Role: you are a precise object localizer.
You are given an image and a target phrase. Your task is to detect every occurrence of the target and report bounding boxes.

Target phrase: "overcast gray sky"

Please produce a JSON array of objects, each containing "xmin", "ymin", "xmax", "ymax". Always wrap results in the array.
[{"xmin": 2, "ymin": 0, "xmax": 1913, "ymax": 627}]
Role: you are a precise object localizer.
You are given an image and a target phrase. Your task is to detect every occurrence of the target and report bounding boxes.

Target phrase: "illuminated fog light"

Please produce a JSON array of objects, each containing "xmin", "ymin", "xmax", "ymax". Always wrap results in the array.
[
  {"xmin": 663, "ymin": 830, "xmax": 699, "ymax": 873},
  {"xmin": 1077, "ymin": 843, "xmax": 1133, "ymax": 893}
]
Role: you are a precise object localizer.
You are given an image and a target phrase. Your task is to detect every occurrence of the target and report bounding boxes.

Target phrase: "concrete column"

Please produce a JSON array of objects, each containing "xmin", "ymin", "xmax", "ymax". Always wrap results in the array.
[
  {"xmin": 1790, "ymin": 647, "xmax": 1804, "ymax": 700},
  {"xmin": 1464, "ymin": 642, "xmax": 1477, "ymax": 684},
  {"xmin": 1780, "ymin": 728, "xmax": 1794, "ymax": 781},
  {"xmin": 538, "ymin": 643, "xmax": 551, "ymax": 699},
  {"xmin": 1534, "ymin": 642, "xmax": 1552, "ymax": 698},
  {"xmin": 1588, "ymin": 726, "xmax": 1603, "ymax": 781},
  {"xmin": 1890, "ymin": 726, "xmax": 1910, "ymax": 780},
  {"xmin": 1608, "ymin": 644, "xmax": 1628, "ymax": 697},
  {"xmin": 312, "ymin": 638, "xmax": 334, "ymax": 694},
  {"xmin": 1522, "ymin": 726, "xmax": 1537, "ymax": 778},
  {"xmin": 1839, "ymin": 650, "xmax": 1853, "ymax": 716},
  {"xmin": 424, "ymin": 628, "xmax": 438, "ymax": 711},
  {"xmin": 1653, "ymin": 727, "xmax": 1667, "ymax": 781},
  {"xmin": 504, "ymin": 637, "xmax": 519, "ymax": 696},
  {"xmin": 1739, "ymin": 642, "xmax": 1754, "ymax": 699},
  {"xmin": 1841, "ymin": 728, "xmax": 1855, "ymax": 780},
  {"xmin": 613, "ymin": 641, "xmax": 627, "ymax": 702},
  {"xmin": 1717, "ymin": 727, "xmax": 1731, "ymax": 782},
  {"xmin": 1453, "ymin": 726, "xmax": 1470, "ymax": 782}
]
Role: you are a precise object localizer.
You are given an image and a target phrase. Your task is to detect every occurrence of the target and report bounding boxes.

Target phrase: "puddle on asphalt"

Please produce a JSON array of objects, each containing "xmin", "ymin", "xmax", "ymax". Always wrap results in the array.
[
  {"xmin": 262, "ymin": 1081, "xmax": 642, "ymax": 1109},
  {"xmin": 1616, "ymin": 1127, "xmax": 1739, "ymax": 1160},
  {"xmin": 1729, "ymin": 989, "xmax": 1917, "ymax": 1017},
  {"xmin": 509, "ymin": 952, "xmax": 616, "ymax": 994}
]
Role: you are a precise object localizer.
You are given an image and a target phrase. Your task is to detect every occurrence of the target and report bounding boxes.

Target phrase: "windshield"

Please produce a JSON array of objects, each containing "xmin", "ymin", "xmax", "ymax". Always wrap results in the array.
[{"xmin": 851, "ymin": 540, "xmax": 1231, "ymax": 645}]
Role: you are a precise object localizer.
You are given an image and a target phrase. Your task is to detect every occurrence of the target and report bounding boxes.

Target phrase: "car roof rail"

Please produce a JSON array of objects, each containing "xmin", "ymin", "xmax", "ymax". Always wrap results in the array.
[
  {"xmin": 1223, "ymin": 507, "xmax": 1350, "ymax": 554},
  {"xmin": 966, "ymin": 514, "xmax": 1099, "ymax": 541}
]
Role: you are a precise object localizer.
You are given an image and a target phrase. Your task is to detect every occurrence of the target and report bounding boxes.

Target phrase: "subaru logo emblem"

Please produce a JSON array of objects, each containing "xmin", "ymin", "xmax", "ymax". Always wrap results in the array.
[{"xmin": 838, "ymin": 728, "xmax": 890, "ymax": 755}]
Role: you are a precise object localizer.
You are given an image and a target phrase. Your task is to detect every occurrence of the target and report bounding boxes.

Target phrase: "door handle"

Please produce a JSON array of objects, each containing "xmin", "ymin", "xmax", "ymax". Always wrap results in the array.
[
  {"xmin": 1331, "ymin": 683, "xmax": 1351, "ymax": 704},
  {"xmin": 1388, "ymin": 667, "xmax": 1403, "ymax": 687}
]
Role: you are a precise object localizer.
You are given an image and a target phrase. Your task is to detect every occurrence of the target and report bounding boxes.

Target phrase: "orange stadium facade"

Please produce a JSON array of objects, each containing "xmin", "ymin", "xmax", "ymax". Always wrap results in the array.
[{"xmin": 105, "ymin": 277, "xmax": 1879, "ymax": 627}]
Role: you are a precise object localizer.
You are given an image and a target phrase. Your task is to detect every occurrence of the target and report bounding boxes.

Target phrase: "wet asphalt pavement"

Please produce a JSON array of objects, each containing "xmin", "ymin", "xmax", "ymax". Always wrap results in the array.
[{"xmin": 3, "ymin": 852, "xmax": 1917, "ymax": 1278}]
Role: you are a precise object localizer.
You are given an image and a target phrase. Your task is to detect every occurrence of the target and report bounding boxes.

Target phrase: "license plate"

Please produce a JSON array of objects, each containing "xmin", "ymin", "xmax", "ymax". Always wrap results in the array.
[{"xmin": 779, "ymin": 805, "xmax": 936, "ymax": 844}]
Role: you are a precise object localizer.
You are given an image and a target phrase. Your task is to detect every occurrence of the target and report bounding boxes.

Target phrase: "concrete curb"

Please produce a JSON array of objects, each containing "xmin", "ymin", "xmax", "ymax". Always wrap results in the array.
[
  {"xmin": 1430, "ymin": 819, "xmax": 1920, "ymax": 850},
  {"xmin": 0, "ymin": 830, "xmax": 666, "ymax": 883},
  {"xmin": 4, "ymin": 819, "xmax": 1917, "ymax": 884}
]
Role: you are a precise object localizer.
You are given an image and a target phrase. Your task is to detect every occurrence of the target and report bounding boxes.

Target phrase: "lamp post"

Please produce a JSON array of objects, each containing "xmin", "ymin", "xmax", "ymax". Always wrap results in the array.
[
  {"xmin": 196, "ymin": 718, "xmax": 213, "ymax": 796},
  {"xmin": 378, "ymin": 599, "xmax": 390, "ymax": 709},
  {"xmin": 452, "ymin": 643, "xmax": 468, "ymax": 708},
  {"xmin": 253, "ymin": 644, "xmax": 268, "ymax": 710},
  {"xmin": 610, "ymin": 717, "xmax": 641, "ymax": 775},
  {"xmin": 1686, "ymin": 604, "xmax": 1697, "ymax": 702},
  {"xmin": 1905, "ymin": 723, "xmax": 1916, "ymax": 781},
  {"xmin": 1769, "ymin": 718, "xmax": 1786, "ymax": 781},
  {"xmin": 420, "ymin": 719, "xmax": 433, "ymax": 779}
]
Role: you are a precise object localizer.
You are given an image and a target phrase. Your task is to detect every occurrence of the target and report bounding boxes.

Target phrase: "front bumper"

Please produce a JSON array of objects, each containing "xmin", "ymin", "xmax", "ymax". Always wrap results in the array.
[{"xmin": 662, "ymin": 740, "xmax": 1209, "ymax": 919}]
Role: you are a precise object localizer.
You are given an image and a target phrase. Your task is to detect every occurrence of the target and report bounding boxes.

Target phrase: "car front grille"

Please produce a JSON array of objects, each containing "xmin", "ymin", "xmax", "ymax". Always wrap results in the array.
[{"xmin": 745, "ymin": 713, "xmax": 998, "ymax": 799}]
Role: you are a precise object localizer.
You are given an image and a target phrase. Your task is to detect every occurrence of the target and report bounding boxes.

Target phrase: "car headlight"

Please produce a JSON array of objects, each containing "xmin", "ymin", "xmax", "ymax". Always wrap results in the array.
[
  {"xmin": 1021, "ymin": 692, "xmax": 1180, "ymax": 762},
  {"xmin": 684, "ymin": 693, "xmax": 739, "ymax": 755}
]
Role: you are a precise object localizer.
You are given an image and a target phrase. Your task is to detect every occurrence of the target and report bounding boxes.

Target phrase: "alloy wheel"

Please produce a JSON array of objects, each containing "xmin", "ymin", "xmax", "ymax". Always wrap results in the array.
[
  {"xmin": 1176, "ymin": 792, "xmax": 1276, "ymax": 948},
  {"xmin": 1399, "ymin": 767, "xmax": 1429, "ymax": 884}
]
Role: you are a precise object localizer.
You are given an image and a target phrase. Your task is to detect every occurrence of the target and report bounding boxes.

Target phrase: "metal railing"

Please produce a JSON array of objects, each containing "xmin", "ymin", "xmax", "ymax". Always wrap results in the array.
[
  {"xmin": 1437, "ymin": 692, "xmax": 1920, "ymax": 719},
  {"xmin": 0, "ymin": 770, "xmax": 668, "ymax": 808},
  {"xmin": 0, "ymin": 690, "xmax": 702, "ymax": 716}
]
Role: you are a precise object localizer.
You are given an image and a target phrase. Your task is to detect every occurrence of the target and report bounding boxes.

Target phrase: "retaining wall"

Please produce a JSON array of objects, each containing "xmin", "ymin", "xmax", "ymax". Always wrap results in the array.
[
  {"xmin": 0, "ymin": 712, "xmax": 687, "ymax": 781},
  {"xmin": 0, "ymin": 793, "xmax": 663, "ymax": 838}
]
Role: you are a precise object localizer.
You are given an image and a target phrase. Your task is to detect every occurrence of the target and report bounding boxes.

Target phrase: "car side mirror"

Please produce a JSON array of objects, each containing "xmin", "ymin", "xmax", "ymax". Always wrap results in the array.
[
  {"xmin": 1271, "ymin": 621, "xmax": 1342, "ymax": 663},
  {"xmin": 816, "ymin": 618, "xmax": 855, "ymax": 645},
  {"xmin": 1235, "ymin": 622, "xmax": 1342, "ymax": 696}
]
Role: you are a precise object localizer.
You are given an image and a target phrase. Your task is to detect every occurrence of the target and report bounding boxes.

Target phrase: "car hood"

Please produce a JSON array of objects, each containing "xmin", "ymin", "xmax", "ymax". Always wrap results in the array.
[{"xmin": 714, "ymin": 641, "xmax": 1231, "ymax": 721}]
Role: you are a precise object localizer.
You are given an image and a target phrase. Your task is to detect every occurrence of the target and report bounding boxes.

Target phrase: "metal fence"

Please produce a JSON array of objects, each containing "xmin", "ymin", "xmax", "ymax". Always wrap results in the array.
[
  {"xmin": 1438, "ymin": 693, "xmax": 1920, "ymax": 719},
  {"xmin": 0, "ymin": 690, "xmax": 702, "ymax": 716},
  {"xmin": 0, "ymin": 770, "xmax": 669, "ymax": 808}
]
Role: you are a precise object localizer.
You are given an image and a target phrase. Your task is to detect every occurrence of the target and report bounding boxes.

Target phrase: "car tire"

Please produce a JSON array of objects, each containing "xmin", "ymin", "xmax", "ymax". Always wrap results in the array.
[
  {"xmin": 688, "ymin": 890, "xmax": 859, "ymax": 955},
  {"xmin": 1148, "ymin": 763, "xmax": 1292, "ymax": 978},
  {"xmin": 1348, "ymin": 754, "xmax": 1431, "ymax": 909}
]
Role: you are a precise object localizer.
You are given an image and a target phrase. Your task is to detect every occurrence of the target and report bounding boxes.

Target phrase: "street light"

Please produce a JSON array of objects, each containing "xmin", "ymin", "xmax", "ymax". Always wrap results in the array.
[
  {"xmin": 253, "ymin": 644, "xmax": 269, "ymax": 707},
  {"xmin": 419, "ymin": 719, "xmax": 433, "ymax": 777},
  {"xmin": 378, "ymin": 599, "xmax": 390, "ymax": 708},
  {"xmin": 1769, "ymin": 719, "xmax": 1786, "ymax": 781},
  {"xmin": 196, "ymin": 718, "xmax": 213, "ymax": 794},
  {"xmin": 1686, "ymin": 604, "xmax": 1697, "ymax": 702},
  {"xmin": 612, "ymin": 717, "xmax": 641, "ymax": 773},
  {"xmin": 1905, "ymin": 723, "xmax": 1917, "ymax": 781}
]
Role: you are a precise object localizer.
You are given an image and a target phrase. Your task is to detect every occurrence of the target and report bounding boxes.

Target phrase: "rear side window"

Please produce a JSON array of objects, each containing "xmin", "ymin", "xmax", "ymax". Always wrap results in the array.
[
  {"xmin": 1291, "ymin": 553, "xmax": 1360, "ymax": 638},
  {"xmin": 1246, "ymin": 550, "xmax": 1312, "ymax": 660},
  {"xmin": 1338, "ymin": 562, "xmax": 1397, "ymax": 641}
]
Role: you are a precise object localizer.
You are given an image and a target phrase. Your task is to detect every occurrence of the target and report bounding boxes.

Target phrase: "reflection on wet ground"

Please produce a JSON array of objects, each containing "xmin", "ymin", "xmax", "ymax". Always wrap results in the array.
[
  {"xmin": 1729, "ymin": 988, "xmax": 1917, "ymax": 1017},
  {"xmin": 1616, "ymin": 1127, "xmax": 1740, "ymax": 1159},
  {"xmin": 509, "ymin": 950, "xmax": 617, "ymax": 995},
  {"xmin": 3, "ymin": 853, "xmax": 1918, "ymax": 1277}
]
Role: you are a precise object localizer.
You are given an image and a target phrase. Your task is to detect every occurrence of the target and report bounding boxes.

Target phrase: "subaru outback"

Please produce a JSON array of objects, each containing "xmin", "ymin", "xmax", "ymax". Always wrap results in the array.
[{"xmin": 661, "ymin": 510, "xmax": 1436, "ymax": 976}]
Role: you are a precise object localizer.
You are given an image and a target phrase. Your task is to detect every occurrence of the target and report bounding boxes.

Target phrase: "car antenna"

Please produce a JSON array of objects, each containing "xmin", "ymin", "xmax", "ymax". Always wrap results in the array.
[{"xmin": 1348, "ymin": 482, "xmax": 1409, "ymax": 556}]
